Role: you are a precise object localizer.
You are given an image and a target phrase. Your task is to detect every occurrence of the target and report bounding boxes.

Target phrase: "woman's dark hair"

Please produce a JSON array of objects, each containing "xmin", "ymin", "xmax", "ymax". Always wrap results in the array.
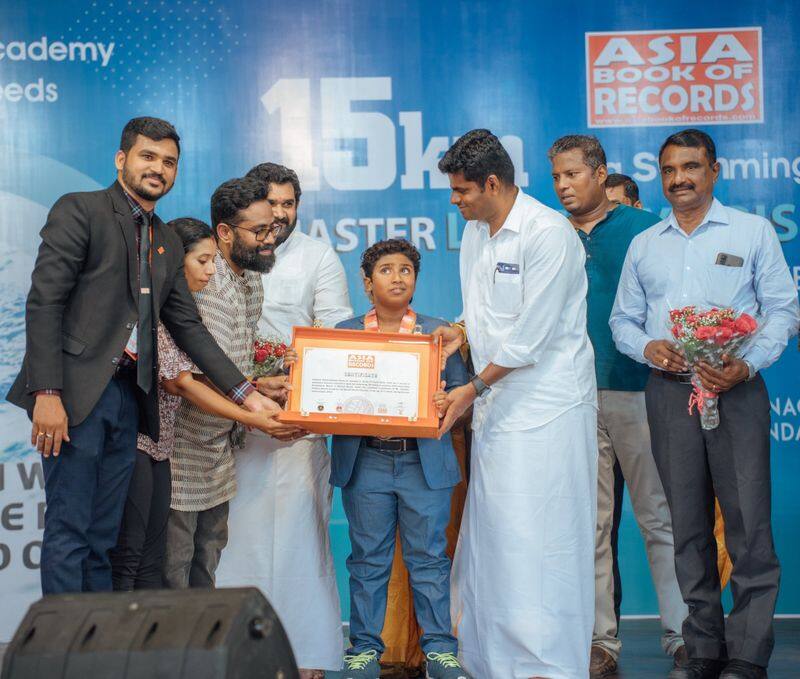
[
  {"xmin": 361, "ymin": 238, "xmax": 421, "ymax": 278},
  {"xmin": 167, "ymin": 217, "xmax": 215, "ymax": 253}
]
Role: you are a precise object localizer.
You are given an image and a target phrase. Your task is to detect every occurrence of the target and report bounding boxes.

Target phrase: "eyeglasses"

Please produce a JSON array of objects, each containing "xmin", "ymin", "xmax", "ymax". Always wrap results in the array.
[{"xmin": 227, "ymin": 223, "xmax": 281, "ymax": 242}]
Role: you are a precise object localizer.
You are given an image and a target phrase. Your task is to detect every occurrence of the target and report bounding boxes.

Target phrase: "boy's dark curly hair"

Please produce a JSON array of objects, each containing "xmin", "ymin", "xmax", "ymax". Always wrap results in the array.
[{"xmin": 360, "ymin": 238, "xmax": 421, "ymax": 279}]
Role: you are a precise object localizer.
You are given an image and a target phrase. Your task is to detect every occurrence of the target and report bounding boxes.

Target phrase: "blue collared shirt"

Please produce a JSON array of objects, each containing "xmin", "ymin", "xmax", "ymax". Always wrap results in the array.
[{"xmin": 610, "ymin": 198, "xmax": 799, "ymax": 373}]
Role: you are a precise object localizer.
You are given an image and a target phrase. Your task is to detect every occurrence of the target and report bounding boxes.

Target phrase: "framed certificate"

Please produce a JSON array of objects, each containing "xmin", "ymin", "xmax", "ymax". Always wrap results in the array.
[{"xmin": 277, "ymin": 326, "xmax": 443, "ymax": 438}]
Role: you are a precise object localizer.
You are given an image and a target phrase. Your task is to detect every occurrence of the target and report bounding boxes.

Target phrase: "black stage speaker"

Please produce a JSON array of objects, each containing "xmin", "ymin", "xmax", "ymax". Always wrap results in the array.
[{"xmin": 1, "ymin": 587, "xmax": 300, "ymax": 679}]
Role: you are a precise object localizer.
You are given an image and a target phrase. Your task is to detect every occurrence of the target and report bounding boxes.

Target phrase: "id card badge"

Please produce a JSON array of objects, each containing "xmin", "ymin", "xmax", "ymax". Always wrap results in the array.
[
  {"xmin": 496, "ymin": 262, "xmax": 520, "ymax": 274},
  {"xmin": 124, "ymin": 324, "xmax": 138, "ymax": 360},
  {"xmin": 494, "ymin": 261, "xmax": 520, "ymax": 282}
]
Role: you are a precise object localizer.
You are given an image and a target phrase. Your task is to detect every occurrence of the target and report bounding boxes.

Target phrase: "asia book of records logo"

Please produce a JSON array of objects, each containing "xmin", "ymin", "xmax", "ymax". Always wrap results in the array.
[
  {"xmin": 585, "ymin": 27, "xmax": 763, "ymax": 128},
  {"xmin": 347, "ymin": 354, "xmax": 375, "ymax": 369}
]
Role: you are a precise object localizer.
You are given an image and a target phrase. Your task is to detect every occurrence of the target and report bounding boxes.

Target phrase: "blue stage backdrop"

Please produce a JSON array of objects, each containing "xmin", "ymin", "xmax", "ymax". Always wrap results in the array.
[{"xmin": 1, "ymin": 0, "xmax": 798, "ymax": 638}]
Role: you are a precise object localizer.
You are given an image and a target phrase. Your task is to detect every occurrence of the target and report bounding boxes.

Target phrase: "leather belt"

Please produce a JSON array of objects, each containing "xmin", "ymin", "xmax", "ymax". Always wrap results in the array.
[
  {"xmin": 364, "ymin": 437, "xmax": 418, "ymax": 452},
  {"xmin": 650, "ymin": 368, "xmax": 693, "ymax": 384}
]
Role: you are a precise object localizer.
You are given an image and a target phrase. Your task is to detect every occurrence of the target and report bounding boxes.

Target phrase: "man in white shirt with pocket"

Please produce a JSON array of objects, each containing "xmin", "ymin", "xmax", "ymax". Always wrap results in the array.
[
  {"xmin": 435, "ymin": 129, "xmax": 598, "ymax": 679},
  {"xmin": 216, "ymin": 163, "xmax": 352, "ymax": 678}
]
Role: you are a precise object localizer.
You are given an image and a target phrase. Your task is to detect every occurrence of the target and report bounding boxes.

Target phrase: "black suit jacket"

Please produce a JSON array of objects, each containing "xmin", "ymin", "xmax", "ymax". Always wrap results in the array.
[{"xmin": 7, "ymin": 181, "xmax": 245, "ymax": 440}]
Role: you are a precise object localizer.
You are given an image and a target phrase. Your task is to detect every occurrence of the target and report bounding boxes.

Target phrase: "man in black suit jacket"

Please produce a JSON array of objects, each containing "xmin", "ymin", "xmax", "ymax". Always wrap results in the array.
[{"xmin": 7, "ymin": 117, "xmax": 281, "ymax": 594}]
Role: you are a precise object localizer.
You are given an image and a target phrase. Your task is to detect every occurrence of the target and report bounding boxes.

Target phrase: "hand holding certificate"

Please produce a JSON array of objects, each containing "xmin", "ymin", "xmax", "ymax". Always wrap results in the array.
[{"xmin": 278, "ymin": 326, "xmax": 443, "ymax": 438}]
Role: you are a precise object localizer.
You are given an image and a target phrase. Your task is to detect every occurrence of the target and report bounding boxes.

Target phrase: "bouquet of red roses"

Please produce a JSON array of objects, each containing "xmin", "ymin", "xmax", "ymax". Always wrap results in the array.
[
  {"xmin": 252, "ymin": 335, "xmax": 288, "ymax": 378},
  {"xmin": 669, "ymin": 306, "xmax": 758, "ymax": 430}
]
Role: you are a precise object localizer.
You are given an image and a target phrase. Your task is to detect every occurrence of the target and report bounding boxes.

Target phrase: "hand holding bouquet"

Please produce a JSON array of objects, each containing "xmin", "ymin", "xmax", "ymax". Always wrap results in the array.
[
  {"xmin": 251, "ymin": 336, "xmax": 299, "ymax": 406},
  {"xmin": 669, "ymin": 306, "xmax": 758, "ymax": 429},
  {"xmin": 252, "ymin": 336, "xmax": 290, "ymax": 378}
]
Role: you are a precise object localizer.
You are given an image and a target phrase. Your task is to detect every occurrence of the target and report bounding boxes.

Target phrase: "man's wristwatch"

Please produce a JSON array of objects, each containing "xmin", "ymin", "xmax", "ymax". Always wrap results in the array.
[
  {"xmin": 743, "ymin": 359, "xmax": 755, "ymax": 381},
  {"xmin": 470, "ymin": 375, "xmax": 491, "ymax": 398}
]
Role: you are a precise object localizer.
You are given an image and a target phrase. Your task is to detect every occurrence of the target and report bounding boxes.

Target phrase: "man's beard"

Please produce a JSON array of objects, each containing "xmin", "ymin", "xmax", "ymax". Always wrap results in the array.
[
  {"xmin": 230, "ymin": 234, "xmax": 276, "ymax": 273},
  {"xmin": 122, "ymin": 164, "xmax": 171, "ymax": 202},
  {"xmin": 272, "ymin": 216, "xmax": 297, "ymax": 247}
]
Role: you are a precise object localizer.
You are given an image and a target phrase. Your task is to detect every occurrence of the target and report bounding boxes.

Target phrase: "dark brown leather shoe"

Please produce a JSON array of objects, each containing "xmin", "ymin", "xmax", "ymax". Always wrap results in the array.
[
  {"xmin": 668, "ymin": 658, "xmax": 726, "ymax": 679},
  {"xmin": 673, "ymin": 645, "xmax": 689, "ymax": 668},
  {"xmin": 589, "ymin": 646, "xmax": 618, "ymax": 678},
  {"xmin": 719, "ymin": 660, "xmax": 767, "ymax": 679}
]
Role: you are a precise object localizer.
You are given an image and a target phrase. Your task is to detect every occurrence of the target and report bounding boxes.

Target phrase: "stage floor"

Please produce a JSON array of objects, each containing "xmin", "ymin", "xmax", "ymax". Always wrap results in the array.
[
  {"xmin": 364, "ymin": 619, "xmax": 800, "ymax": 679},
  {"xmin": 1, "ymin": 618, "xmax": 796, "ymax": 677}
]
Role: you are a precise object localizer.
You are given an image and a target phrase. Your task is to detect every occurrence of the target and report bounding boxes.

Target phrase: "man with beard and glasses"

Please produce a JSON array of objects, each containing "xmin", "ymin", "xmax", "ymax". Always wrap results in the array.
[
  {"xmin": 163, "ymin": 176, "xmax": 307, "ymax": 590},
  {"xmin": 216, "ymin": 163, "xmax": 351, "ymax": 677},
  {"xmin": 7, "ymin": 117, "xmax": 281, "ymax": 595},
  {"xmin": 611, "ymin": 129, "xmax": 799, "ymax": 679}
]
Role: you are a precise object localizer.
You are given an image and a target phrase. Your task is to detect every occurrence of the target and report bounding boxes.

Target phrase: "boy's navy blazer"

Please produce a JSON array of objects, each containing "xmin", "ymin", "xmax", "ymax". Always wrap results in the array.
[{"xmin": 329, "ymin": 313, "xmax": 470, "ymax": 490}]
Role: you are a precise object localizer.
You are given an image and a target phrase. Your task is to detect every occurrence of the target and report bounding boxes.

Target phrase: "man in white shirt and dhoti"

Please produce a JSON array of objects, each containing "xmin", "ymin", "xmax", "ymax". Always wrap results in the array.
[
  {"xmin": 215, "ymin": 163, "xmax": 353, "ymax": 678},
  {"xmin": 435, "ymin": 129, "xmax": 598, "ymax": 679}
]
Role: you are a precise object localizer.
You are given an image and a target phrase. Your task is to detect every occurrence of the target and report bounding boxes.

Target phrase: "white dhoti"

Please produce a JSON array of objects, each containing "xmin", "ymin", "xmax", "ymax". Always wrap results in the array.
[
  {"xmin": 451, "ymin": 404, "xmax": 598, "ymax": 679},
  {"xmin": 216, "ymin": 434, "xmax": 342, "ymax": 671}
]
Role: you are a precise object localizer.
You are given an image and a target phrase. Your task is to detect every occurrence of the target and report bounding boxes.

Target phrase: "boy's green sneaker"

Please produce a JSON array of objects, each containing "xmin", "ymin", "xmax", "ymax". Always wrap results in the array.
[
  {"xmin": 340, "ymin": 649, "xmax": 380, "ymax": 679},
  {"xmin": 425, "ymin": 651, "xmax": 473, "ymax": 679}
]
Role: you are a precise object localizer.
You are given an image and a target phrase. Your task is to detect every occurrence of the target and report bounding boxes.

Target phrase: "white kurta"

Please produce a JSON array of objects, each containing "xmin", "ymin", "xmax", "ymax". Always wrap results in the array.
[
  {"xmin": 452, "ymin": 190, "xmax": 598, "ymax": 678},
  {"xmin": 216, "ymin": 227, "xmax": 352, "ymax": 670},
  {"xmin": 216, "ymin": 435, "xmax": 343, "ymax": 670}
]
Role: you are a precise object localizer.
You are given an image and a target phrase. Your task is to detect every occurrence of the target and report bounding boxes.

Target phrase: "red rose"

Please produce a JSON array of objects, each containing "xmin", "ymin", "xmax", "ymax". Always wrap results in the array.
[
  {"xmin": 713, "ymin": 326, "xmax": 733, "ymax": 345},
  {"xmin": 735, "ymin": 313, "xmax": 757, "ymax": 334},
  {"xmin": 254, "ymin": 348, "xmax": 268, "ymax": 363},
  {"xmin": 671, "ymin": 324, "xmax": 684, "ymax": 338},
  {"xmin": 274, "ymin": 344, "xmax": 286, "ymax": 357},
  {"xmin": 263, "ymin": 344, "xmax": 274, "ymax": 357},
  {"xmin": 695, "ymin": 326, "xmax": 716, "ymax": 341}
]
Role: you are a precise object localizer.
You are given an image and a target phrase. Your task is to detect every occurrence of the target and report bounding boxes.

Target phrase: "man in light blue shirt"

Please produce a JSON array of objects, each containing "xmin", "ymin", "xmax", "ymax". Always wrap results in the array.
[{"xmin": 611, "ymin": 129, "xmax": 799, "ymax": 679}]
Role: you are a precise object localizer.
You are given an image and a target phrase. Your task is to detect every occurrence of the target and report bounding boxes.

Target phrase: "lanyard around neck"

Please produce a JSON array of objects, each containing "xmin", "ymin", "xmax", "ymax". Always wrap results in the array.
[{"xmin": 364, "ymin": 307, "xmax": 417, "ymax": 334}]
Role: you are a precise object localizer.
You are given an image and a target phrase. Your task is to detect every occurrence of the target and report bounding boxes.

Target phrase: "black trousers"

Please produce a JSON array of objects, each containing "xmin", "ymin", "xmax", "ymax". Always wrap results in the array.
[
  {"xmin": 110, "ymin": 451, "xmax": 172, "ymax": 590},
  {"xmin": 41, "ymin": 375, "xmax": 138, "ymax": 594},
  {"xmin": 645, "ymin": 374, "xmax": 779, "ymax": 667}
]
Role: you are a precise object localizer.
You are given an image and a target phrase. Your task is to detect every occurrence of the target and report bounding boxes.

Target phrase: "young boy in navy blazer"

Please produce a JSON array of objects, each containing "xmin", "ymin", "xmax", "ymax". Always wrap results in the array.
[{"xmin": 331, "ymin": 239, "xmax": 472, "ymax": 679}]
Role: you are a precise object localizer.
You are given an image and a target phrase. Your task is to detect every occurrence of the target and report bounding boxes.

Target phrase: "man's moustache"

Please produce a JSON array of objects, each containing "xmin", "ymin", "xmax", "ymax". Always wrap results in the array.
[{"xmin": 669, "ymin": 184, "xmax": 694, "ymax": 192}]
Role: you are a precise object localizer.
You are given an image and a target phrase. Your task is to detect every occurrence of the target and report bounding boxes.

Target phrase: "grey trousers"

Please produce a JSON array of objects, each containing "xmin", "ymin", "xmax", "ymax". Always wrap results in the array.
[
  {"xmin": 594, "ymin": 390, "xmax": 688, "ymax": 659},
  {"xmin": 645, "ymin": 374, "xmax": 779, "ymax": 667},
  {"xmin": 163, "ymin": 502, "xmax": 229, "ymax": 589}
]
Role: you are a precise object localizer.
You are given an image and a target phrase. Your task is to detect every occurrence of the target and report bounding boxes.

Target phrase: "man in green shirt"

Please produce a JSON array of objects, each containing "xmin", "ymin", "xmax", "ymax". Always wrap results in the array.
[{"xmin": 549, "ymin": 135, "xmax": 688, "ymax": 678}]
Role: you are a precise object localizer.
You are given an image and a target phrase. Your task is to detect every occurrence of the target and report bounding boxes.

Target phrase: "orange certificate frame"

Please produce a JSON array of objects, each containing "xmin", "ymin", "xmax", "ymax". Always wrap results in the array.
[{"xmin": 277, "ymin": 326, "xmax": 443, "ymax": 438}]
